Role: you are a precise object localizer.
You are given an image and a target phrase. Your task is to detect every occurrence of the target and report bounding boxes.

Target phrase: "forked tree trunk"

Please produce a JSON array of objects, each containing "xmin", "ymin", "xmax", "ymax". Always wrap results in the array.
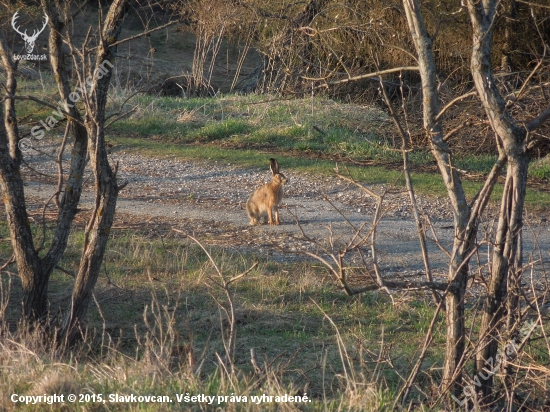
[
  {"xmin": 400, "ymin": 0, "xmax": 550, "ymax": 402},
  {"xmin": 400, "ymin": 0, "xmax": 523, "ymax": 400},
  {"xmin": 59, "ymin": 0, "xmax": 130, "ymax": 344},
  {"xmin": 466, "ymin": 0, "xmax": 549, "ymax": 402},
  {"xmin": 1, "ymin": 0, "xmax": 130, "ymax": 340},
  {"xmin": 1, "ymin": 3, "xmax": 90, "ymax": 322}
]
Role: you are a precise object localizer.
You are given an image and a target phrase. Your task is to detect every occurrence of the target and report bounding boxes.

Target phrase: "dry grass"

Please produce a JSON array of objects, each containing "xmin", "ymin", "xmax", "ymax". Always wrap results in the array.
[
  {"xmin": 0, "ymin": 223, "xmax": 414, "ymax": 411},
  {"xmin": 2, "ymin": 201, "xmax": 550, "ymax": 411}
]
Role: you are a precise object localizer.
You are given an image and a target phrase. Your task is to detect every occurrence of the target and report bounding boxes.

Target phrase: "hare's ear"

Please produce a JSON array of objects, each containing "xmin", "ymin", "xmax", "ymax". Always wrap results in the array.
[{"xmin": 269, "ymin": 158, "xmax": 279, "ymax": 175}]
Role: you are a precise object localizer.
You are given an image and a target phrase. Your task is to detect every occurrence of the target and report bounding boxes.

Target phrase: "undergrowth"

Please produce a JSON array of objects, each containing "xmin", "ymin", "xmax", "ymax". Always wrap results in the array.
[
  {"xmin": 3, "ymin": 224, "xmax": 547, "ymax": 411},
  {"xmin": 0, "ymin": 223, "xmax": 445, "ymax": 411}
]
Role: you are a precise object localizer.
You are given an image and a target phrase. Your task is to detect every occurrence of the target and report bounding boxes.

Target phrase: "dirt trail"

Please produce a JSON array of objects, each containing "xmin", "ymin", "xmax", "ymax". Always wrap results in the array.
[{"xmin": 20, "ymin": 146, "xmax": 550, "ymax": 282}]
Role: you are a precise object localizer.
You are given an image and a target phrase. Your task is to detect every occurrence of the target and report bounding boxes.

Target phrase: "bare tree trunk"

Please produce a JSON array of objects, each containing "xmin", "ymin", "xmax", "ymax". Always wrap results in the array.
[
  {"xmin": 61, "ymin": 125, "xmax": 119, "ymax": 343},
  {"xmin": 401, "ymin": 0, "xmax": 472, "ymax": 398},
  {"xmin": 400, "ymin": 0, "xmax": 517, "ymax": 400},
  {"xmin": 59, "ymin": 0, "xmax": 130, "ymax": 344},
  {"xmin": 466, "ymin": 0, "xmax": 533, "ymax": 401},
  {"xmin": 39, "ymin": 0, "xmax": 89, "ymax": 297},
  {"xmin": 1, "ymin": 0, "xmax": 169, "ymax": 343},
  {"xmin": 0, "ymin": 152, "xmax": 46, "ymax": 319},
  {"xmin": 1, "ymin": 3, "xmax": 92, "ymax": 322},
  {"xmin": 0, "ymin": 28, "xmax": 46, "ymax": 321}
]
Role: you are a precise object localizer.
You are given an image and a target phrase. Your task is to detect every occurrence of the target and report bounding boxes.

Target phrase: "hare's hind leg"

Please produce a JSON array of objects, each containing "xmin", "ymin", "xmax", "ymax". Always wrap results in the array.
[{"xmin": 246, "ymin": 201, "xmax": 260, "ymax": 225}]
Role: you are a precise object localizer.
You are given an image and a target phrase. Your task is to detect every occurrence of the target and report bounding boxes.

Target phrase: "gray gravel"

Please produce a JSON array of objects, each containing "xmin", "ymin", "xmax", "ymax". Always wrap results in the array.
[{"xmin": 19, "ymin": 142, "xmax": 550, "ymax": 291}]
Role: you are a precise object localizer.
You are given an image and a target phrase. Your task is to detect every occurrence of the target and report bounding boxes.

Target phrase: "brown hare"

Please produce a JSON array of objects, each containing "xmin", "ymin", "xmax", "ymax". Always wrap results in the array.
[{"xmin": 246, "ymin": 158, "xmax": 288, "ymax": 225}]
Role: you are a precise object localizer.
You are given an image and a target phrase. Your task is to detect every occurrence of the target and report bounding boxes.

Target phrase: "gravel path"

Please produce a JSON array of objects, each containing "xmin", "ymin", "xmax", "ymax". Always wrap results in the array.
[{"xmin": 19, "ymin": 143, "xmax": 550, "ymax": 287}]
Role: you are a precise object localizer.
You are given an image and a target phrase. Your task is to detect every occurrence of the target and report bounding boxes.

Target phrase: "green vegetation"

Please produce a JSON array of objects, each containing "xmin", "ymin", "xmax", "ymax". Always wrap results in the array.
[
  {"xmin": 1, "ymin": 221, "xmax": 447, "ymax": 410},
  {"xmin": 4, "ymin": 83, "xmax": 549, "ymax": 411},
  {"xmin": 105, "ymin": 93, "xmax": 550, "ymax": 209},
  {"xmin": 14, "ymin": 79, "xmax": 550, "ymax": 207},
  {"xmin": 3, "ymin": 218, "xmax": 547, "ymax": 410}
]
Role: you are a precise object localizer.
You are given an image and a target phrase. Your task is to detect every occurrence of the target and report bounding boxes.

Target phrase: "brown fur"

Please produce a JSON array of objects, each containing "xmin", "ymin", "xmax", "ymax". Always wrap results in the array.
[{"xmin": 246, "ymin": 159, "xmax": 288, "ymax": 225}]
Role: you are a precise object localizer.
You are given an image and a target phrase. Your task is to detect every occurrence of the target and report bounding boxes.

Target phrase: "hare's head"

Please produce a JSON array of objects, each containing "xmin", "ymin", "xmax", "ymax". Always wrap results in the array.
[{"xmin": 270, "ymin": 158, "xmax": 288, "ymax": 186}]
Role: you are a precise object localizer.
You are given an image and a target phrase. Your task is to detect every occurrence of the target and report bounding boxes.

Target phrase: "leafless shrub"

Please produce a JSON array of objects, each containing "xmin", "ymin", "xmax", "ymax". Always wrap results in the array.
[
  {"xmin": 139, "ymin": 284, "xmax": 195, "ymax": 374},
  {"xmin": 290, "ymin": 163, "xmax": 550, "ymax": 409},
  {"xmin": 187, "ymin": 234, "xmax": 257, "ymax": 369}
]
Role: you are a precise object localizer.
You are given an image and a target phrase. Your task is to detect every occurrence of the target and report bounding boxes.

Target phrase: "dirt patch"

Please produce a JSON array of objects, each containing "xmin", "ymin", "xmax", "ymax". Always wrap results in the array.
[
  {"xmin": 3, "ymin": 137, "xmax": 547, "ymax": 311},
  {"xmin": 15, "ymin": 141, "xmax": 532, "ymax": 272}
]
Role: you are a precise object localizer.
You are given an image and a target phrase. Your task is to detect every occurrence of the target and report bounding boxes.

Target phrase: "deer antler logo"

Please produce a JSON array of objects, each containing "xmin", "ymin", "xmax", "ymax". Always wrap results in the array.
[{"xmin": 11, "ymin": 11, "xmax": 49, "ymax": 54}]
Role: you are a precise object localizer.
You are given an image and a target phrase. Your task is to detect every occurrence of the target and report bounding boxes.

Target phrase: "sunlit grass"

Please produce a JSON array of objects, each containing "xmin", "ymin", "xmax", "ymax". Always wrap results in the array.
[
  {"xmin": 1, "ymin": 219, "xmax": 447, "ymax": 410},
  {"xmin": 13, "ymin": 77, "xmax": 550, "ymax": 208},
  {"xmin": 102, "ymin": 92, "xmax": 550, "ymax": 210}
]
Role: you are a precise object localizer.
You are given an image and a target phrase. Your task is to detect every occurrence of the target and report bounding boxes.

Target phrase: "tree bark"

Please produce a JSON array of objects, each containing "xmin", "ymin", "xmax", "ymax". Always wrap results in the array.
[
  {"xmin": 39, "ymin": 0, "xmax": 90, "ymax": 295},
  {"xmin": 1, "ymin": 0, "xmax": 130, "ymax": 337},
  {"xmin": 467, "ymin": 0, "xmax": 531, "ymax": 401},
  {"xmin": 59, "ymin": 0, "xmax": 130, "ymax": 344},
  {"xmin": 0, "ymin": 1, "xmax": 95, "ymax": 323},
  {"xmin": 0, "ymin": 27, "xmax": 46, "ymax": 321},
  {"xmin": 401, "ymin": 0, "xmax": 472, "ymax": 398}
]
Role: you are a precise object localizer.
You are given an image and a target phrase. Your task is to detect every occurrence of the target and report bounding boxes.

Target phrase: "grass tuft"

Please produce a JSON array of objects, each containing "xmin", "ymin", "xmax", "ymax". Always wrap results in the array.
[{"xmin": 1, "ymin": 223, "xmax": 449, "ymax": 410}]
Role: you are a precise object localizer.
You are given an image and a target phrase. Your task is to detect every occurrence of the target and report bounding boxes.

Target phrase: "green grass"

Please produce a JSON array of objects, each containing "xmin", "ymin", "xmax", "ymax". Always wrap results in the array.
[
  {"xmin": 1, "ymin": 221, "xmax": 446, "ymax": 411},
  {"xmin": 4, "ymin": 219, "xmax": 547, "ymax": 410},
  {"xmin": 2, "ymin": 191, "xmax": 549, "ymax": 411},
  {"xmin": 13, "ymin": 79, "xmax": 550, "ymax": 208},
  {"xmin": 529, "ymin": 157, "xmax": 550, "ymax": 180},
  {"xmin": 102, "ymin": 92, "xmax": 550, "ymax": 209},
  {"xmin": 110, "ymin": 135, "xmax": 550, "ymax": 210},
  {"xmin": 4, "ymin": 87, "xmax": 550, "ymax": 410},
  {"xmin": 108, "ymin": 93, "xmax": 422, "ymax": 167}
]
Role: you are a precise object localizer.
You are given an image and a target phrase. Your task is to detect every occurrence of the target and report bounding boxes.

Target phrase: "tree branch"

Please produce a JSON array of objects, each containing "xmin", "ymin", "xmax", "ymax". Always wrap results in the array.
[
  {"xmin": 443, "ymin": 120, "xmax": 487, "ymax": 141},
  {"xmin": 322, "ymin": 66, "xmax": 420, "ymax": 86},
  {"xmin": 94, "ymin": 20, "xmax": 178, "ymax": 50},
  {"xmin": 527, "ymin": 105, "xmax": 550, "ymax": 132},
  {"xmin": 14, "ymin": 95, "xmax": 84, "ymax": 126},
  {"xmin": 434, "ymin": 91, "xmax": 478, "ymax": 123},
  {"xmin": 516, "ymin": 0, "xmax": 550, "ymax": 9}
]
